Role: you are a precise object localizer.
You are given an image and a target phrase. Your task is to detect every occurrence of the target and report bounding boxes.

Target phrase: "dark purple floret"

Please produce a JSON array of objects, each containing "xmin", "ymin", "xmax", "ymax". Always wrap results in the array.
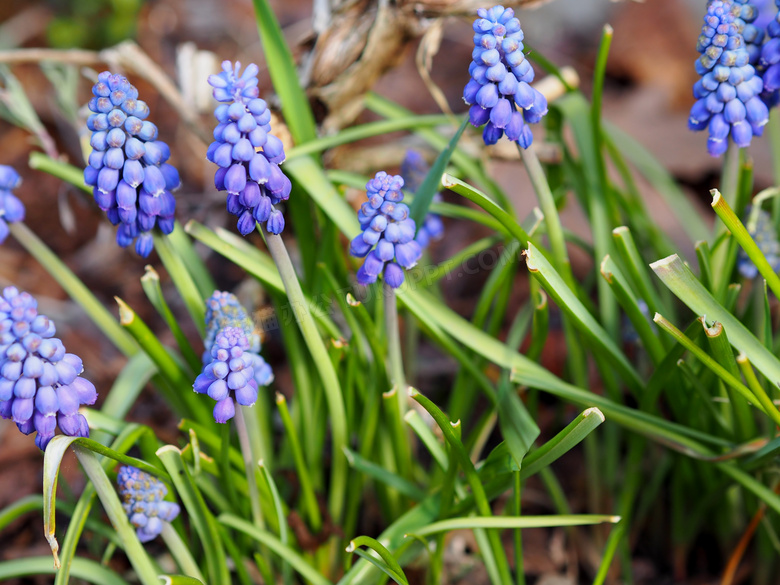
[
  {"xmin": 690, "ymin": 1, "xmax": 768, "ymax": 155},
  {"xmin": 207, "ymin": 61, "xmax": 291, "ymax": 236},
  {"xmin": 350, "ymin": 172, "xmax": 422, "ymax": 289},
  {"xmin": 83, "ymin": 72, "xmax": 179, "ymax": 257},
  {"xmin": 463, "ymin": 5, "xmax": 547, "ymax": 147},
  {"xmin": 758, "ymin": 0, "xmax": 780, "ymax": 106},
  {"xmin": 0, "ymin": 165, "xmax": 25, "ymax": 244},
  {"xmin": 0, "ymin": 286, "xmax": 97, "ymax": 450},
  {"xmin": 117, "ymin": 466, "xmax": 180, "ymax": 542}
]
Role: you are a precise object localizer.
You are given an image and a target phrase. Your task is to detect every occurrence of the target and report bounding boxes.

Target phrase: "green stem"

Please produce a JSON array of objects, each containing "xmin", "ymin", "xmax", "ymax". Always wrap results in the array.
[
  {"xmin": 519, "ymin": 143, "xmax": 573, "ymax": 289},
  {"xmin": 235, "ymin": 406, "xmax": 265, "ymax": 530},
  {"xmin": 514, "ymin": 470, "xmax": 525, "ymax": 585},
  {"xmin": 263, "ymin": 229, "xmax": 348, "ymax": 524},
  {"xmin": 276, "ymin": 393, "xmax": 322, "ymax": 532},
  {"xmin": 73, "ymin": 447, "xmax": 160, "ymax": 585},
  {"xmin": 161, "ymin": 524, "xmax": 206, "ymax": 583},
  {"xmin": 384, "ymin": 284, "xmax": 413, "ymax": 481},
  {"xmin": 712, "ymin": 144, "xmax": 742, "ymax": 297},
  {"xmin": 9, "ymin": 222, "xmax": 137, "ymax": 357}
]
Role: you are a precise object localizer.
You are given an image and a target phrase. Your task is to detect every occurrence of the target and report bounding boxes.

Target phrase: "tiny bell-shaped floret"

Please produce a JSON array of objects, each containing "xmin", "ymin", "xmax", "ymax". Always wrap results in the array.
[
  {"xmin": 117, "ymin": 466, "xmax": 180, "ymax": 542},
  {"xmin": 0, "ymin": 165, "xmax": 25, "ymax": 245}
]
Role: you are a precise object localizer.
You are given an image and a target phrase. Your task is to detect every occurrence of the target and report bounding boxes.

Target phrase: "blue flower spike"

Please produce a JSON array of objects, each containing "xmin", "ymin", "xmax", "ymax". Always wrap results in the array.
[
  {"xmin": 690, "ymin": 1, "xmax": 769, "ymax": 156},
  {"xmin": 0, "ymin": 286, "xmax": 97, "ymax": 450},
  {"xmin": 207, "ymin": 61, "xmax": 291, "ymax": 236},
  {"xmin": 399, "ymin": 151, "xmax": 445, "ymax": 249},
  {"xmin": 350, "ymin": 172, "xmax": 422, "ymax": 288},
  {"xmin": 463, "ymin": 5, "xmax": 548, "ymax": 147},
  {"xmin": 117, "ymin": 466, "xmax": 180, "ymax": 542},
  {"xmin": 195, "ymin": 291, "xmax": 274, "ymax": 423},
  {"xmin": 83, "ymin": 72, "xmax": 180, "ymax": 257},
  {"xmin": 0, "ymin": 165, "xmax": 25, "ymax": 244}
]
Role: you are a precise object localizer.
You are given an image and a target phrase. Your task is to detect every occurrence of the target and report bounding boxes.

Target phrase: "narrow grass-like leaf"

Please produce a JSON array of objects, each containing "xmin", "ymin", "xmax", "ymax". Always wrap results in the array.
[
  {"xmin": 612, "ymin": 226, "xmax": 668, "ymax": 317},
  {"xmin": 526, "ymin": 242, "xmax": 644, "ymax": 393},
  {"xmin": 600, "ymin": 255, "xmax": 666, "ymax": 366},
  {"xmin": 411, "ymin": 514, "xmax": 619, "ymax": 537},
  {"xmin": 249, "ymin": 0, "xmax": 316, "ymax": 144},
  {"xmin": 259, "ymin": 461, "xmax": 292, "ymax": 585},
  {"xmin": 404, "ymin": 410, "xmax": 447, "ymax": 471},
  {"xmin": 287, "ymin": 115, "xmax": 456, "ymax": 159},
  {"xmin": 712, "ymin": 189, "xmax": 780, "ymax": 300},
  {"xmin": 0, "ymin": 495, "xmax": 42, "ymax": 531},
  {"xmin": 116, "ymin": 297, "xmax": 209, "ymax": 423},
  {"xmin": 141, "ymin": 266, "xmax": 202, "ymax": 373},
  {"xmin": 651, "ymin": 255, "xmax": 780, "ymax": 393},
  {"xmin": 67, "ymin": 444, "xmax": 160, "ymax": 585},
  {"xmin": 99, "ymin": 352, "xmax": 156, "ymax": 420},
  {"xmin": 160, "ymin": 524, "xmax": 206, "ymax": 583},
  {"xmin": 157, "ymin": 445, "xmax": 230, "ymax": 585},
  {"xmin": 603, "ymin": 124, "xmax": 709, "ymax": 243},
  {"xmin": 263, "ymin": 230, "xmax": 349, "ymax": 524},
  {"xmin": 521, "ymin": 407, "xmax": 606, "ymax": 478},
  {"xmin": 409, "ymin": 118, "xmax": 469, "ymax": 227},
  {"xmin": 9, "ymin": 222, "xmax": 137, "ymax": 357},
  {"xmin": 344, "ymin": 447, "xmax": 425, "ymax": 501},
  {"xmin": 409, "ymin": 389, "xmax": 513, "ymax": 583},
  {"xmin": 0, "ymin": 557, "xmax": 130, "ymax": 585},
  {"xmin": 276, "ymin": 393, "xmax": 322, "ymax": 531},
  {"xmin": 168, "ymin": 222, "xmax": 216, "ymax": 299},
  {"xmin": 441, "ymin": 174, "xmax": 529, "ymax": 245},
  {"xmin": 159, "ymin": 576, "xmax": 205, "ymax": 585},
  {"xmin": 347, "ymin": 536, "xmax": 410, "ymax": 585},
  {"xmin": 153, "ymin": 232, "xmax": 206, "ymax": 336},
  {"xmin": 219, "ymin": 513, "xmax": 333, "ymax": 585}
]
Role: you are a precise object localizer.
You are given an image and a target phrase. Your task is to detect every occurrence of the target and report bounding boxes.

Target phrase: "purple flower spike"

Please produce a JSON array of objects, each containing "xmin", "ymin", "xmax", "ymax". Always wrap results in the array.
[
  {"xmin": 0, "ymin": 165, "xmax": 25, "ymax": 244},
  {"xmin": 195, "ymin": 292, "xmax": 274, "ymax": 423},
  {"xmin": 0, "ymin": 286, "xmax": 97, "ymax": 450},
  {"xmin": 349, "ymin": 172, "xmax": 423, "ymax": 289},
  {"xmin": 117, "ymin": 466, "xmax": 180, "ymax": 543},
  {"xmin": 208, "ymin": 61, "xmax": 291, "ymax": 236},
  {"xmin": 194, "ymin": 326, "xmax": 262, "ymax": 423},
  {"xmin": 83, "ymin": 72, "xmax": 179, "ymax": 256},
  {"xmin": 690, "ymin": 1, "xmax": 768, "ymax": 155},
  {"xmin": 463, "ymin": 5, "xmax": 547, "ymax": 147}
]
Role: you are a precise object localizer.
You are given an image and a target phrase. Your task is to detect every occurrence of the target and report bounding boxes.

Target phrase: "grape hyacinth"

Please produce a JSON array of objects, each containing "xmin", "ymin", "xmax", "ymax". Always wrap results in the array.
[
  {"xmin": 207, "ymin": 61, "xmax": 291, "ymax": 236},
  {"xmin": 350, "ymin": 172, "xmax": 422, "ymax": 288},
  {"xmin": 737, "ymin": 206, "xmax": 780, "ymax": 278},
  {"xmin": 0, "ymin": 287, "xmax": 97, "ymax": 450},
  {"xmin": 399, "ymin": 151, "xmax": 444, "ymax": 249},
  {"xmin": 83, "ymin": 72, "xmax": 180, "ymax": 257},
  {"xmin": 759, "ymin": 0, "xmax": 780, "ymax": 104},
  {"xmin": 689, "ymin": 1, "xmax": 769, "ymax": 156},
  {"xmin": 117, "ymin": 466, "xmax": 180, "ymax": 542},
  {"xmin": 0, "ymin": 165, "xmax": 24, "ymax": 244},
  {"xmin": 463, "ymin": 5, "xmax": 548, "ymax": 147},
  {"xmin": 194, "ymin": 326, "xmax": 262, "ymax": 423}
]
